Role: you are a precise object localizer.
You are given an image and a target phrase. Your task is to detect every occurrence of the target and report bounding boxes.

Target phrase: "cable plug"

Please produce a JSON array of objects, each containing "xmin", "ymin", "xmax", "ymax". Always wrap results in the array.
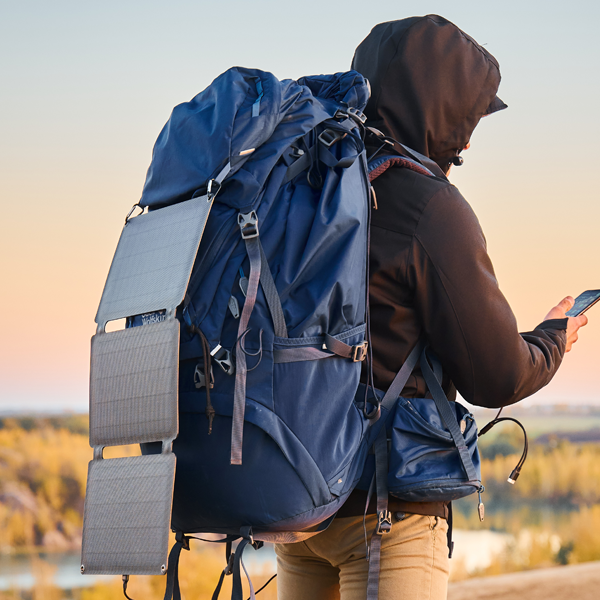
[{"xmin": 507, "ymin": 466, "xmax": 521, "ymax": 485}]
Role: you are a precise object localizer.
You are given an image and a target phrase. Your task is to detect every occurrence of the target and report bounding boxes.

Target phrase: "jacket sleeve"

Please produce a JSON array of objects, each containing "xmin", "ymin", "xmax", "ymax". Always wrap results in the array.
[{"xmin": 409, "ymin": 185, "xmax": 566, "ymax": 408}]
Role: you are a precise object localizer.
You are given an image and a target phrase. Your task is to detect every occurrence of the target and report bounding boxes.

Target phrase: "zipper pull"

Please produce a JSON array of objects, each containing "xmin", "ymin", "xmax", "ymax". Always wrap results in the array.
[
  {"xmin": 239, "ymin": 267, "xmax": 248, "ymax": 297},
  {"xmin": 460, "ymin": 413, "xmax": 474, "ymax": 434},
  {"xmin": 228, "ymin": 296, "xmax": 240, "ymax": 319},
  {"xmin": 477, "ymin": 486, "xmax": 485, "ymax": 522}
]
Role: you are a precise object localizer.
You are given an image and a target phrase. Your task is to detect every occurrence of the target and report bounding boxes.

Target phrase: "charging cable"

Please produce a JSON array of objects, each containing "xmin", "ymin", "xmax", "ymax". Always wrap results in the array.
[{"xmin": 478, "ymin": 407, "xmax": 529, "ymax": 484}]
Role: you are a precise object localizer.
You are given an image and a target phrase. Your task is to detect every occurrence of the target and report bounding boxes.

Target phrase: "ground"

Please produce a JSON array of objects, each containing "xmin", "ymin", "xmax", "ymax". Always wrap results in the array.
[{"xmin": 448, "ymin": 561, "xmax": 600, "ymax": 600}]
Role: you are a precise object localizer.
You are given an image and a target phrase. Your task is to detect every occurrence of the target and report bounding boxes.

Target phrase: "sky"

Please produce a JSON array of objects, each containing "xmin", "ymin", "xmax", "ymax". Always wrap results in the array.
[{"xmin": 1, "ymin": 0, "xmax": 599, "ymax": 412}]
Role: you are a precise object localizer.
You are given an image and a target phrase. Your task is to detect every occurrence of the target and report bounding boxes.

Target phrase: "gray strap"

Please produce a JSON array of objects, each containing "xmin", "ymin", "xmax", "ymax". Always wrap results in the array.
[
  {"xmin": 231, "ymin": 218, "xmax": 262, "ymax": 466},
  {"xmin": 273, "ymin": 347, "xmax": 333, "ymax": 363},
  {"xmin": 380, "ymin": 339, "xmax": 425, "ymax": 412},
  {"xmin": 419, "ymin": 347, "xmax": 479, "ymax": 483},
  {"xmin": 259, "ymin": 243, "xmax": 288, "ymax": 338},
  {"xmin": 215, "ymin": 161, "xmax": 231, "ymax": 184},
  {"xmin": 324, "ymin": 333, "xmax": 368, "ymax": 362},
  {"xmin": 432, "ymin": 352, "xmax": 442, "ymax": 385},
  {"xmin": 366, "ymin": 427, "xmax": 391, "ymax": 600}
]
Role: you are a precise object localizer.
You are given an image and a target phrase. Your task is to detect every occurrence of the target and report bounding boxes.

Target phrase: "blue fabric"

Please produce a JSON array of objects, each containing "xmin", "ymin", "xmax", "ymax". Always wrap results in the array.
[
  {"xmin": 140, "ymin": 68, "xmax": 368, "ymax": 210},
  {"xmin": 136, "ymin": 67, "xmax": 375, "ymax": 536},
  {"xmin": 355, "ymin": 384, "xmax": 482, "ymax": 501}
]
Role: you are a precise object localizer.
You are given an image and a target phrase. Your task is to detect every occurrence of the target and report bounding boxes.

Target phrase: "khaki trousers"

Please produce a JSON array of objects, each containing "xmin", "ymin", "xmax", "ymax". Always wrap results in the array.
[{"xmin": 275, "ymin": 513, "xmax": 449, "ymax": 600}]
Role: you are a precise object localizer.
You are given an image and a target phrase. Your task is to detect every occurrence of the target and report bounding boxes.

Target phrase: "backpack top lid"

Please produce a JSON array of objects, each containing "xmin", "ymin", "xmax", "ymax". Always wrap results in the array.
[{"xmin": 139, "ymin": 67, "xmax": 369, "ymax": 209}]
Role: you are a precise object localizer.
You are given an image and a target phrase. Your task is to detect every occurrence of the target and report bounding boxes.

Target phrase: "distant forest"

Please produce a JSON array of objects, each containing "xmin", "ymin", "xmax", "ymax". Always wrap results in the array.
[{"xmin": 1, "ymin": 414, "xmax": 600, "ymax": 561}]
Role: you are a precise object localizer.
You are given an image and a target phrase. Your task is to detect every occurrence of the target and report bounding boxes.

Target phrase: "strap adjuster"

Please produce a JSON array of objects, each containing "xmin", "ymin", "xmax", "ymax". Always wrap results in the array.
[
  {"xmin": 207, "ymin": 179, "xmax": 222, "ymax": 201},
  {"xmin": 238, "ymin": 211, "xmax": 259, "ymax": 239},
  {"xmin": 376, "ymin": 510, "xmax": 392, "ymax": 535},
  {"xmin": 224, "ymin": 551, "xmax": 235, "ymax": 575},
  {"xmin": 318, "ymin": 128, "xmax": 347, "ymax": 148},
  {"xmin": 175, "ymin": 531, "xmax": 190, "ymax": 550},
  {"xmin": 347, "ymin": 106, "xmax": 367, "ymax": 124},
  {"xmin": 351, "ymin": 341, "xmax": 369, "ymax": 362},
  {"xmin": 194, "ymin": 363, "xmax": 214, "ymax": 389}
]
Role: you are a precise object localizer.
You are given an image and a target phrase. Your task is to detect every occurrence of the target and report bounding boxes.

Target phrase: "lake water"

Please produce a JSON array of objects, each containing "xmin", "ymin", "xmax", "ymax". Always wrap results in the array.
[
  {"xmin": 0, "ymin": 529, "xmax": 516, "ymax": 590},
  {"xmin": 0, "ymin": 553, "xmax": 114, "ymax": 590}
]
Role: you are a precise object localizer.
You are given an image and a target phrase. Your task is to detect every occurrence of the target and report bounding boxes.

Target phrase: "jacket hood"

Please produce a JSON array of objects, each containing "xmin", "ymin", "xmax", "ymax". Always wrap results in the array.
[{"xmin": 352, "ymin": 15, "xmax": 506, "ymax": 171}]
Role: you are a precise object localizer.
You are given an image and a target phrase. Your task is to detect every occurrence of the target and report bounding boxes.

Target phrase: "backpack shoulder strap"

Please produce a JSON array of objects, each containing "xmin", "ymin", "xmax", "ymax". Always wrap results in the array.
[
  {"xmin": 366, "ymin": 127, "xmax": 447, "ymax": 180},
  {"xmin": 368, "ymin": 154, "xmax": 435, "ymax": 182}
]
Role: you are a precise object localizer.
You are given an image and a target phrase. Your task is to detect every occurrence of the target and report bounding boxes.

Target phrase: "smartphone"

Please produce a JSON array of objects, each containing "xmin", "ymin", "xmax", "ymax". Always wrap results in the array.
[{"xmin": 565, "ymin": 290, "xmax": 600, "ymax": 317}]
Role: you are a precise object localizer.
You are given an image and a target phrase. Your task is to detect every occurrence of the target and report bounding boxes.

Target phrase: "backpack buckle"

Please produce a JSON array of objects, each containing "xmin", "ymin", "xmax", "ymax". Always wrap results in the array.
[
  {"xmin": 318, "ymin": 128, "xmax": 347, "ymax": 148},
  {"xmin": 376, "ymin": 510, "xmax": 392, "ymax": 535},
  {"xmin": 194, "ymin": 363, "xmax": 214, "ymax": 389},
  {"xmin": 211, "ymin": 345, "xmax": 235, "ymax": 375},
  {"xmin": 347, "ymin": 107, "xmax": 367, "ymax": 125},
  {"xmin": 351, "ymin": 341, "xmax": 368, "ymax": 362},
  {"xmin": 238, "ymin": 211, "xmax": 259, "ymax": 239}
]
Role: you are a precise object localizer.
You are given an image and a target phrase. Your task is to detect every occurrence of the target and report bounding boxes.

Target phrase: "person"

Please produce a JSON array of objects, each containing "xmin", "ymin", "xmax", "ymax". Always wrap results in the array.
[{"xmin": 274, "ymin": 14, "xmax": 588, "ymax": 600}]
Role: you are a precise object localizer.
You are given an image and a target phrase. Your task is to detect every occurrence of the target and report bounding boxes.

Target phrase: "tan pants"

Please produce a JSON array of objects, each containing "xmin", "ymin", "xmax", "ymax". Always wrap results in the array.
[{"xmin": 275, "ymin": 514, "xmax": 449, "ymax": 600}]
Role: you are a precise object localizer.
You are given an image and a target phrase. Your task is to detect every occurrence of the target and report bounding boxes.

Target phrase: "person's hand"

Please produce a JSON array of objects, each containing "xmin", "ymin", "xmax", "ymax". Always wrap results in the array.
[{"xmin": 544, "ymin": 296, "xmax": 589, "ymax": 352}]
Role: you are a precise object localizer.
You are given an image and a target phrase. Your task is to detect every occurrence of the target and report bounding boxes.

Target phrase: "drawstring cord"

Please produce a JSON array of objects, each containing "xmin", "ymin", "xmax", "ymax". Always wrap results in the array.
[
  {"xmin": 189, "ymin": 324, "xmax": 216, "ymax": 434},
  {"xmin": 235, "ymin": 328, "xmax": 264, "ymax": 372}
]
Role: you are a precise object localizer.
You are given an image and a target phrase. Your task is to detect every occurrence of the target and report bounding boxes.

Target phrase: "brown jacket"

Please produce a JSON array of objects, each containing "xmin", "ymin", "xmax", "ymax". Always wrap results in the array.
[{"xmin": 365, "ymin": 162, "xmax": 566, "ymax": 407}]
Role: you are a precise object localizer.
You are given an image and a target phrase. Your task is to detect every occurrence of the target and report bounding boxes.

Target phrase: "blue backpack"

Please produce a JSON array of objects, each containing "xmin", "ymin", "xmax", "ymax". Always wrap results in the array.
[{"xmin": 131, "ymin": 67, "xmax": 380, "ymax": 597}]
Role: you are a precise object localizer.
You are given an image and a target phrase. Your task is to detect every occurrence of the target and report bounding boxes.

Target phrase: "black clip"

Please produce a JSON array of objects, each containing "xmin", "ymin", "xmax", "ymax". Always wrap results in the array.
[
  {"xmin": 318, "ymin": 128, "xmax": 347, "ymax": 148},
  {"xmin": 211, "ymin": 346, "xmax": 234, "ymax": 376},
  {"xmin": 363, "ymin": 399, "xmax": 381, "ymax": 421},
  {"xmin": 238, "ymin": 211, "xmax": 259, "ymax": 239},
  {"xmin": 224, "ymin": 551, "xmax": 235, "ymax": 576},
  {"xmin": 351, "ymin": 342, "xmax": 368, "ymax": 362},
  {"xmin": 207, "ymin": 179, "xmax": 222, "ymax": 201},
  {"xmin": 376, "ymin": 510, "xmax": 392, "ymax": 535},
  {"xmin": 175, "ymin": 531, "xmax": 190, "ymax": 551}
]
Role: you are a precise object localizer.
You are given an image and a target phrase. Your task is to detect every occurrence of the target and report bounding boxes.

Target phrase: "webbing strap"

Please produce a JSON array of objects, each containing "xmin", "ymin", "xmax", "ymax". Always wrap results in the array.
[
  {"xmin": 211, "ymin": 569, "xmax": 227, "ymax": 600},
  {"xmin": 324, "ymin": 333, "xmax": 364, "ymax": 360},
  {"xmin": 366, "ymin": 127, "xmax": 446, "ymax": 179},
  {"xmin": 183, "ymin": 160, "xmax": 233, "ymax": 311},
  {"xmin": 215, "ymin": 161, "xmax": 232, "ymax": 185},
  {"xmin": 273, "ymin": 346, "xmax": 333, "ymax": 363},
  {"xmin": 419, "ymin": 348, "xmax": 479, "ymax": 483},
  {"xmin": 283, "ymin": 124, "xmax": 361, "ymax": 185},
  {"xmin": 380, "ymin": 339, "xmax": 425, "ymax": 412},
  {"xmin": 163, "ymin": 535, "xmax": 188, "ymax": 600},
  {"xmin": 231, "ymin": 231, "xmax": 262, "ymax": 465},
  {"xmin": 231, "ymin": 537, "xmax": 257, "ymax": 600},
  {"xmin": 259, "ymin": 243, "xmax": 287, "ymax": 338},
  {"xmin": 283, "ymin": 150, "xmax": 311, "ymax": 185},
  {"xmin": 447, "ymin": 502, "xmax": 455, "ymax": 559},
  {"xmin": 366, "ymin": 427, "xmax": 390, "ymax": 600}
]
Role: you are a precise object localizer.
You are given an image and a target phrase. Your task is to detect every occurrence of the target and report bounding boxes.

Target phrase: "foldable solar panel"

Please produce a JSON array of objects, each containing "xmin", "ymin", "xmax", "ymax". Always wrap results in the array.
[{"xmin": 82, "ymin": 195, "xmax": 212, "ymax": 576}]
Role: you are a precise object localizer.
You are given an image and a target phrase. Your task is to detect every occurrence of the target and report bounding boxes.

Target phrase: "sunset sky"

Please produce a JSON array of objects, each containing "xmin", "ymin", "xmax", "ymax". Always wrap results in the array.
[{"xmin": 1, "ymin": 0, "xmax": 598, "ymax": 412}]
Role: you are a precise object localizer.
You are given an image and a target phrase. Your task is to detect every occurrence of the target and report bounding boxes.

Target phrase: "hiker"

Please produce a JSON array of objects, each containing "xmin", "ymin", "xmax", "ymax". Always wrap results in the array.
[{"xmin": 274, "ymin": 15, "xmax": 588, "ymax": 600}]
